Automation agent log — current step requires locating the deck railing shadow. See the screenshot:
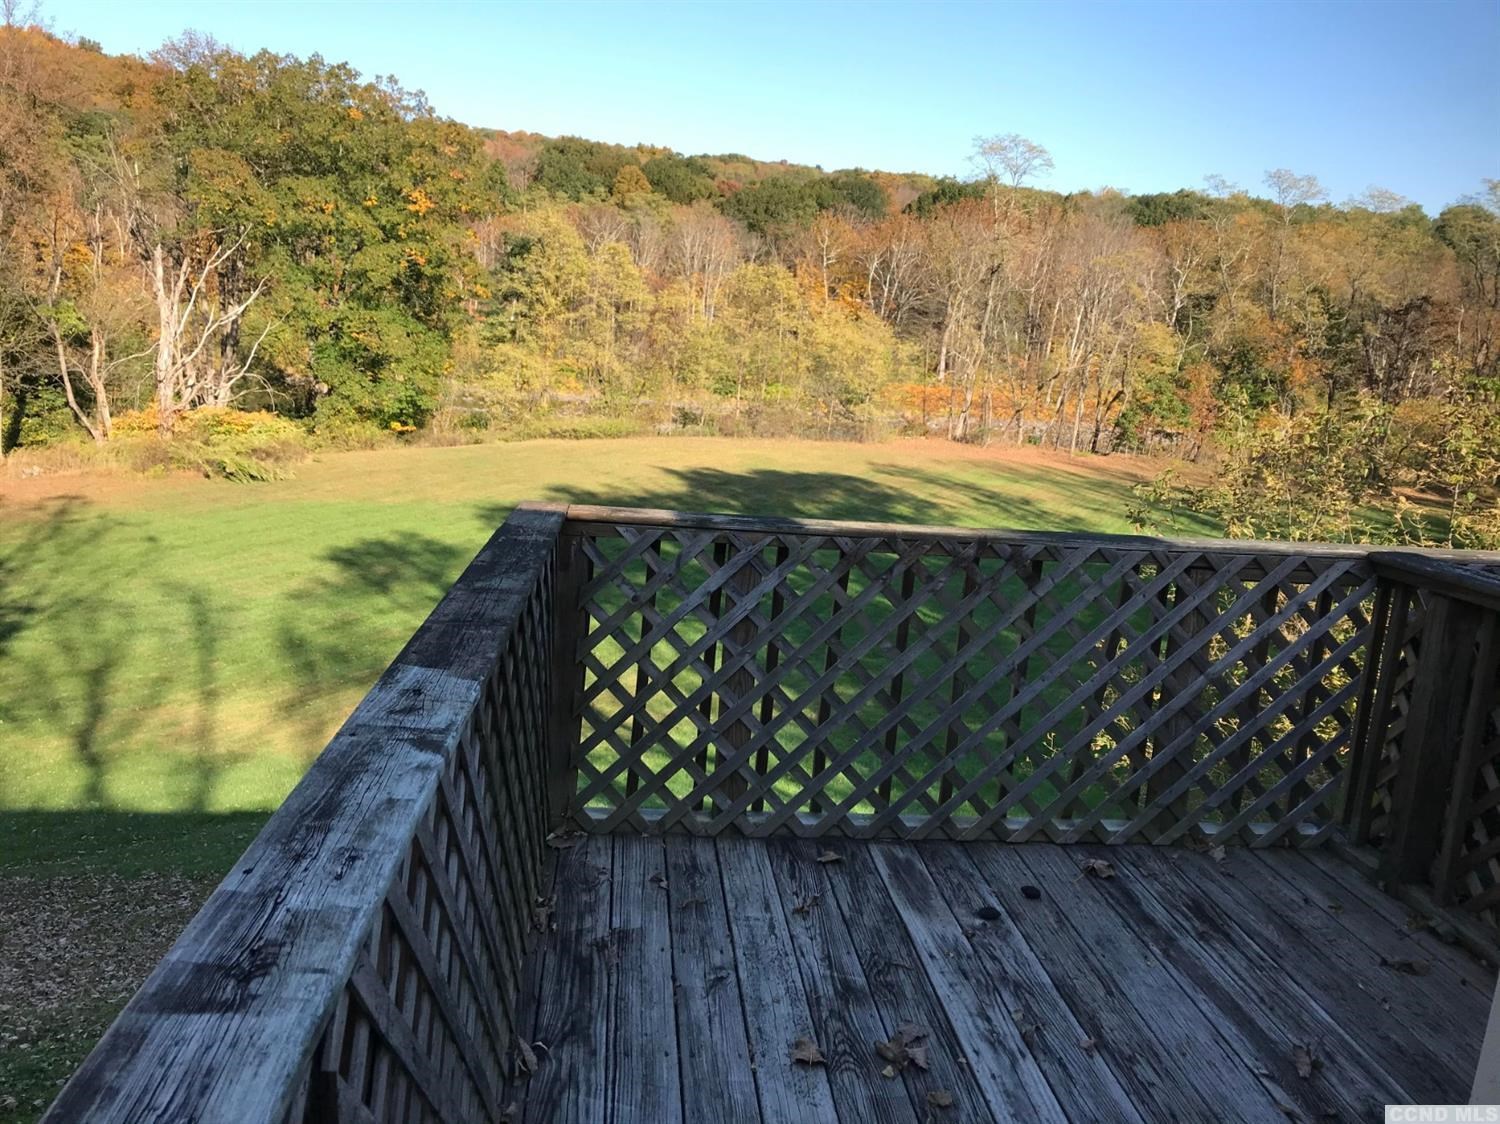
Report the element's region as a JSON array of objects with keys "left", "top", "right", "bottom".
[{"left": 42, "top": 503, "right": 1500, "bottom": 1122}]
